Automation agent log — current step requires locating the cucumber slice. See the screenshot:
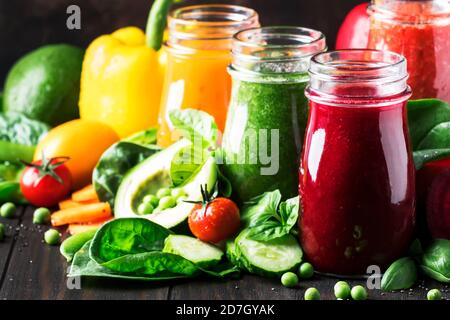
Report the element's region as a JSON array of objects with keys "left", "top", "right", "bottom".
[
  {"left": 163, "top": 235, "right": 223, "bottom": 268},
  {"left": 235, "top": 230, "right": 302, "bottom": 277}
]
